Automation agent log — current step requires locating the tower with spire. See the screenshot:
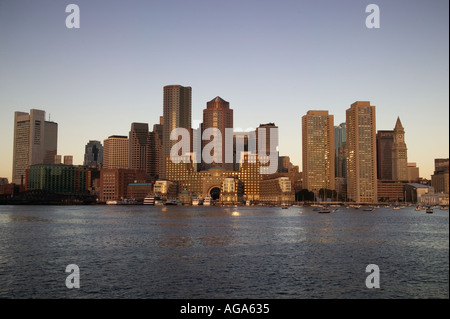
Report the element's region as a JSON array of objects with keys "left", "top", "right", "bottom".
[{"left": 392, "top": 117, "right": 408, "bottom": 181}]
